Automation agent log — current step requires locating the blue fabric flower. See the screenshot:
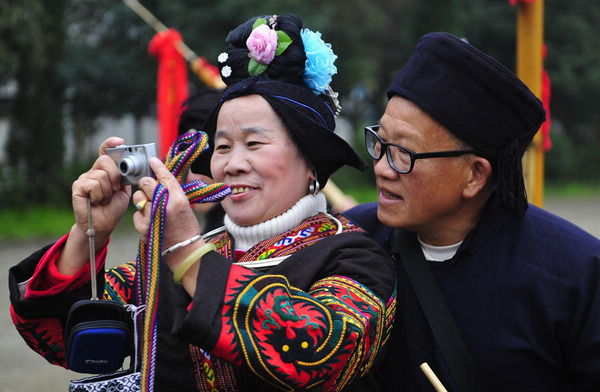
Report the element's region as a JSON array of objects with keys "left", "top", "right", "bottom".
[{"left": 301, "top": 29, "right": 338, "bottom": 95}]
